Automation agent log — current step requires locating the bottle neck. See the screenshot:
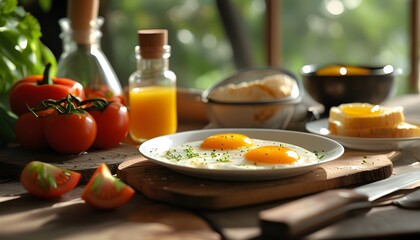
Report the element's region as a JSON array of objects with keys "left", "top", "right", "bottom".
[
  {"left": 135, "top": 45, "right": 171, "bottom": 73},
  {"left": 59, "top": 17, "right": 103, "bottom": 53}
]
